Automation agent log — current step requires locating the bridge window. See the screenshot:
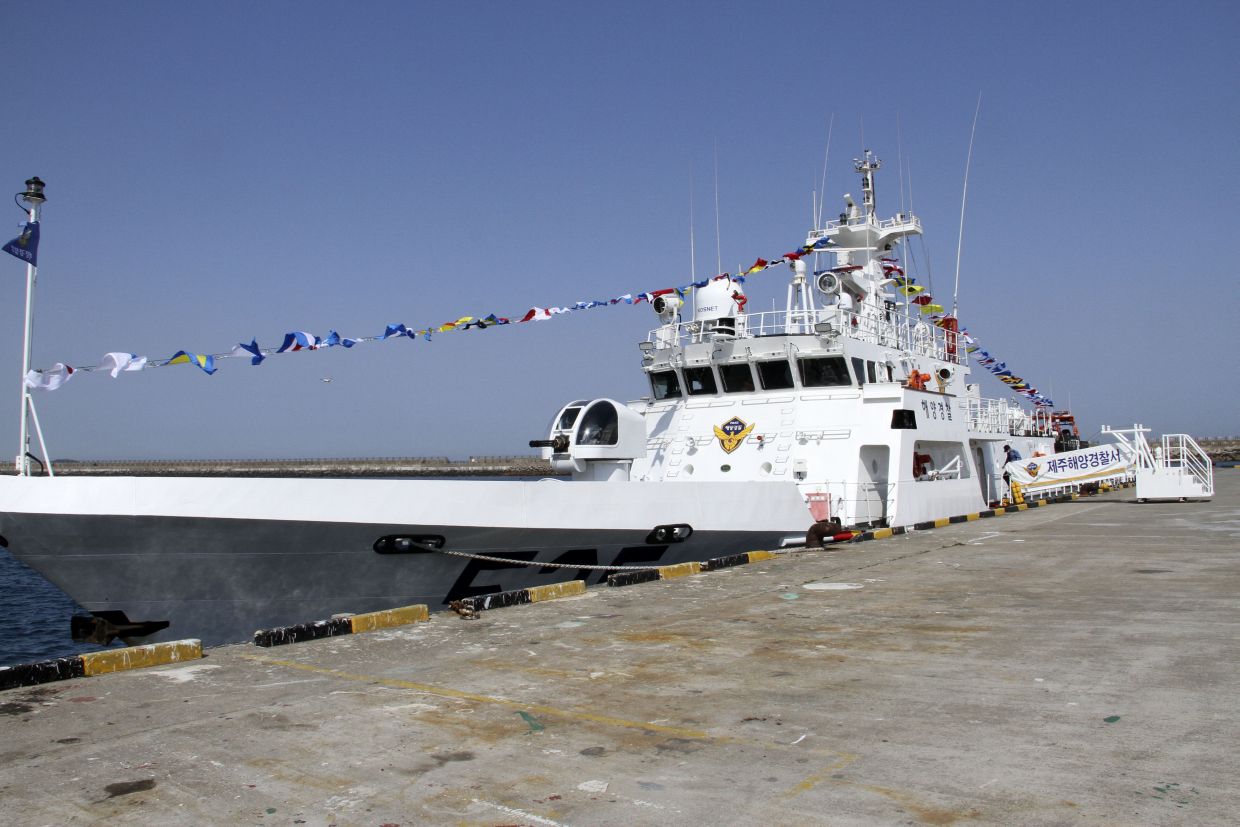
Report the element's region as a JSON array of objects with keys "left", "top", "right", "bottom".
[
  {"left": 719, "top": 363, "right": 755, "bottom": 393},
  {"left": 683, "top": 366, "right": 718, "bottom": 396},
  {"left": 757, "top": 359, "right": 795, "bottom": 390},
  {"left": 851, "top": 357, "right": 866, "bottom": 386},
  {"left": 798, "top": 356, "right": 851, "bottom": 387},
  {"left": 650, "top": 370, "right": 682, "bottom": 400}
]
